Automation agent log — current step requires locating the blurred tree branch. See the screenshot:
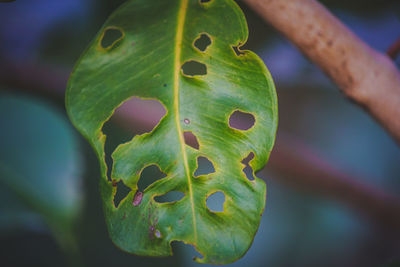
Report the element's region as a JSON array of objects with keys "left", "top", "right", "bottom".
[
  {"left": 387, "top": 37, "right": 400, "bottom": 60},
  {"left": 269, "top": 133, "right": 400, "bottom": 232},
  {"left": 243, "top": 0, "right": 400, "bottom": 145},
  {"left": 0, "top": 60, "right": 67, "bottom": 105},
  {"left": 1, "top": 61, "right": 399, "bottom": 232}
]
